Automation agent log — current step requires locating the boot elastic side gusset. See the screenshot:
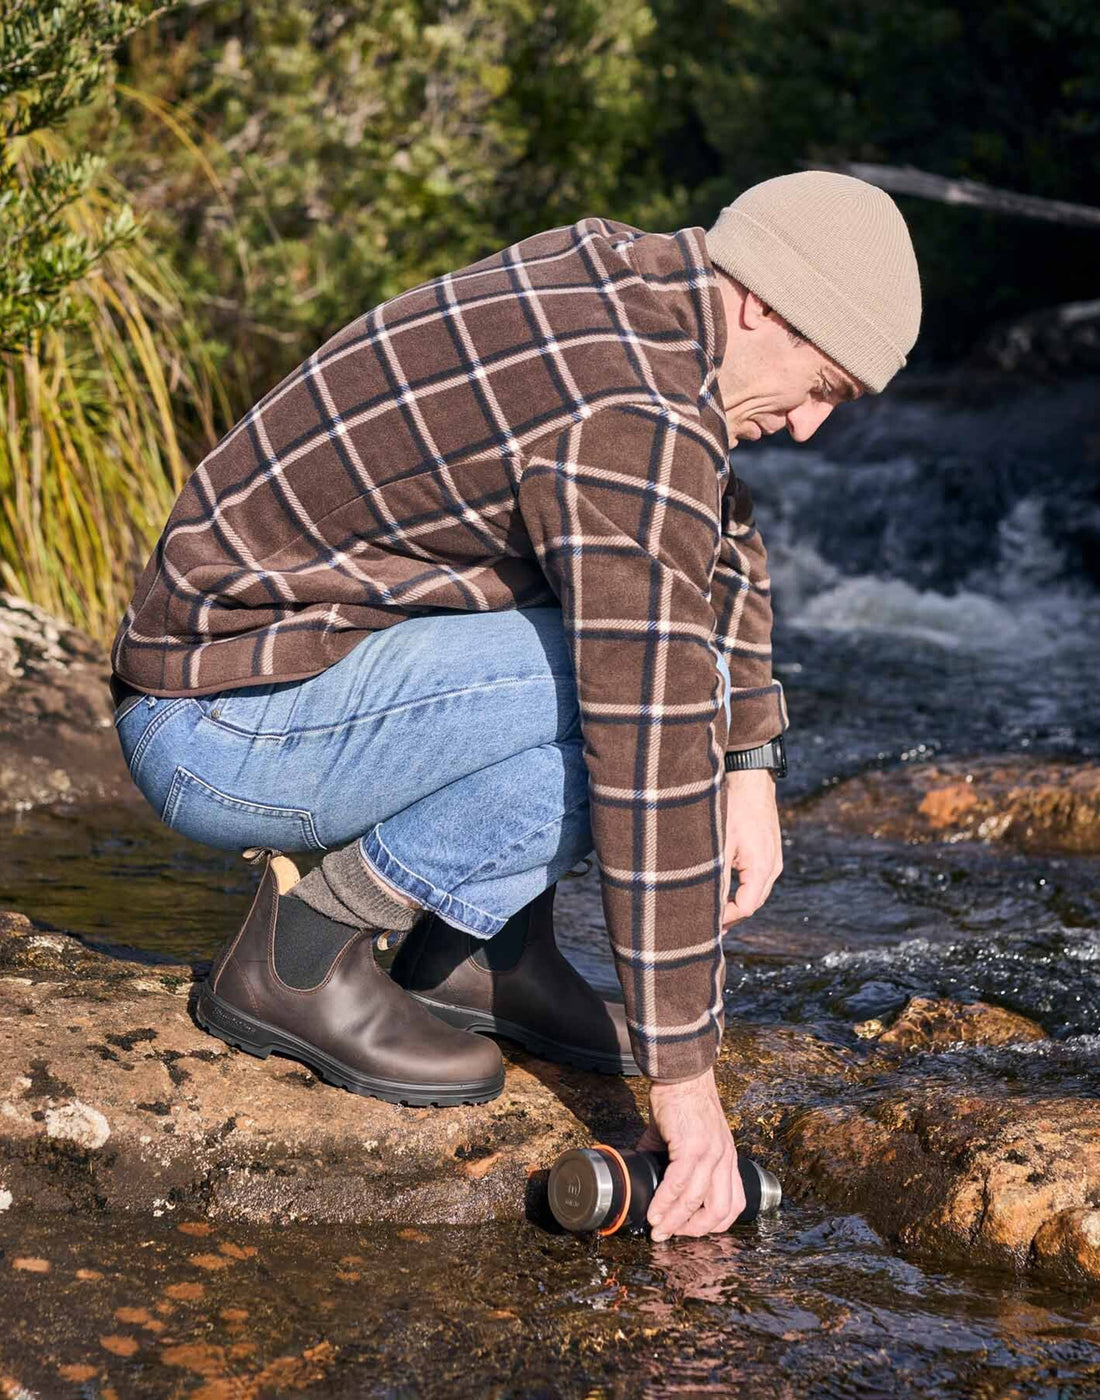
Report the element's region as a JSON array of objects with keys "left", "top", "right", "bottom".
[
  {"left": 195, "top": 850, "right": 506, "bottom": 1107},
  {"left": 272, "top": 896, "right": 360, "bottom": 989}
]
